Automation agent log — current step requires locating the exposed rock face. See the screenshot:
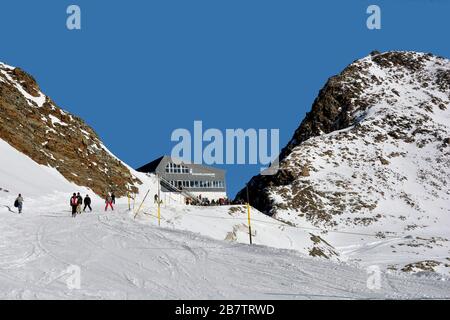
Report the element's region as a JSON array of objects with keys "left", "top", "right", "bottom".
[
  {"left": 237, "top": 51, "right": 450, "bottom": 221},
  {"left": 236, "top": 51, "right": 450, "bottom": 273},
  {"left": 0, "top": 62, "right": 140, "bottom": 197}
]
